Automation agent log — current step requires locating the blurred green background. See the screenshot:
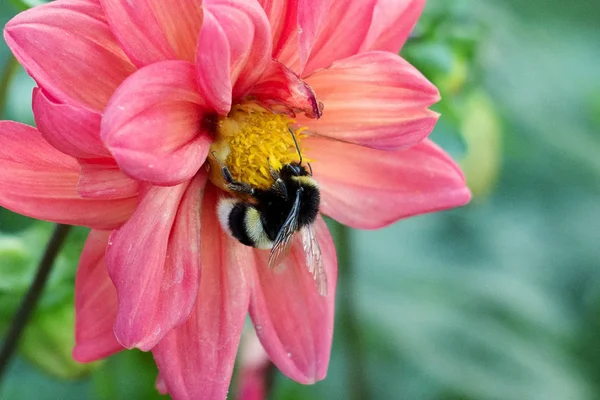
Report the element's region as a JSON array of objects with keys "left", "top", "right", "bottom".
[{"left": 1, "top": 0, "right": 600, "bottom": 399}]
